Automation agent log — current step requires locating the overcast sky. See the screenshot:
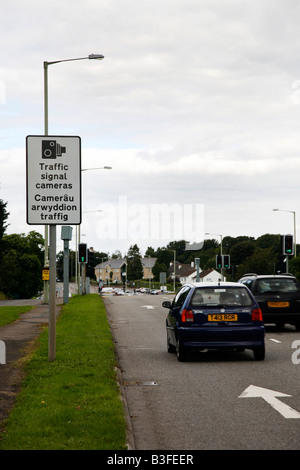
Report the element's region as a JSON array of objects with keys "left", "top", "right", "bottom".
[{"left": 1, "top": 0, "right": 300, "bottom": 256}]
